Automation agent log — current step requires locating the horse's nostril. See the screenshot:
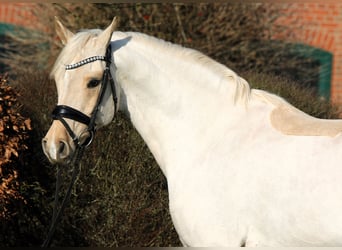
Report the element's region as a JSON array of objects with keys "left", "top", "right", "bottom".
[
  {"left": 59, "top": 141, "right": 66, "bottom": 154},
  {"left": 42, "top": 138, "right": 48, "bottom": 152}
]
